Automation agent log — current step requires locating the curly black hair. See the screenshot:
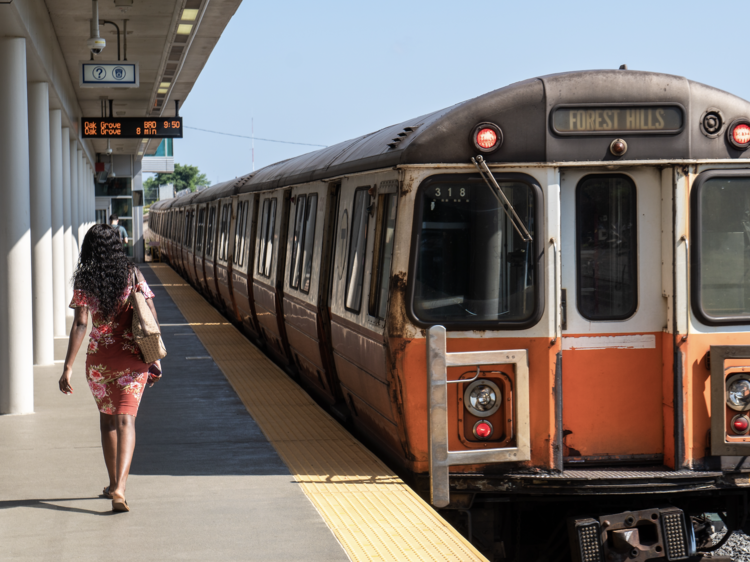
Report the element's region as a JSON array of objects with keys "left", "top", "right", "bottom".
[{"left": 73, "top": 223, "right": 131, "bottom": 320}]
